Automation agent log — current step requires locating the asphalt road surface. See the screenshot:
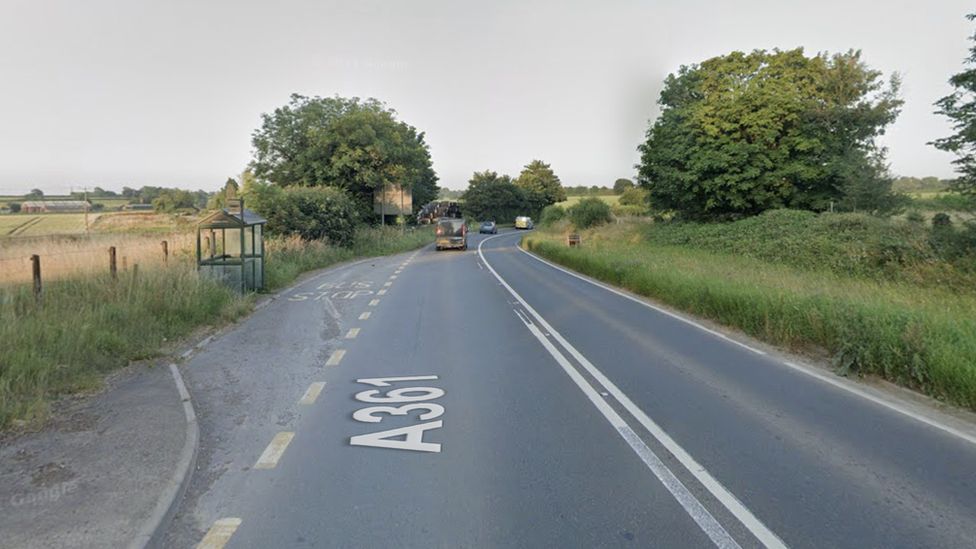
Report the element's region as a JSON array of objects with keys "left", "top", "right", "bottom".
[{"left": 166, "top": 229, "right": 976, "bottom": 549}]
